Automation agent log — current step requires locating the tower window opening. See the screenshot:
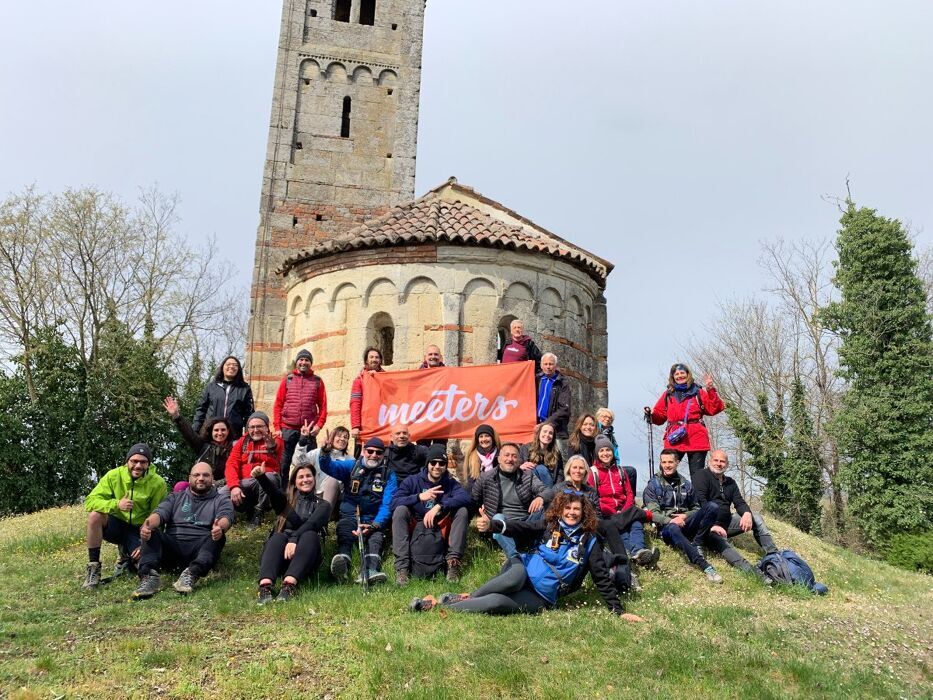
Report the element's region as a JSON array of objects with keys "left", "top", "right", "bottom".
[
  {"left": 340, "top": 96, "right": 351, "bottom": 138},
  {"left": 309, "top": 9, "right": 317, "bottom": 17},
  {"left": 391, "top": 23, "right": 398, "bottom": 30},
  {"left": 368, "top": 312, "right": 395, "bottom": 367},
  {"left": 315, "top": 214, "right": 323, "bottom": 222},
  {"left": 387, "top": 88, "right": 393, "bottom": 95},
  {"left": 333, "top": 0, "right": 350, "bottom": 22},
  {"left": 295, "top": 141, "right": 303, "bottom": 150},
  {"left": 359, "top": 0, "right": 376, "bottom": 26},
  {"left": 292, "top": 216, "right": 298, "bottom": 227}
]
